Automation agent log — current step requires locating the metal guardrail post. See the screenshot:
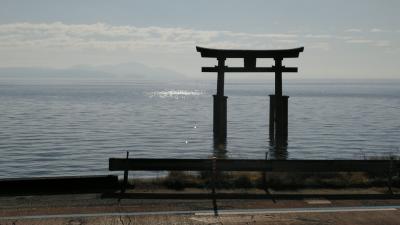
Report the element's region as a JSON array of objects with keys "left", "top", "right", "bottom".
[
  {"left": 261, "top": 154, "right": 275, "bottom": 202},
  {"left": 211, "top": 157, "right": 218, "bottom": 216},
  {"left": 388, "top": 157, "right": 393, "bottom": 194},
  {"left": 122, "top": 151, "right": 129, "bottom": 194}
]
